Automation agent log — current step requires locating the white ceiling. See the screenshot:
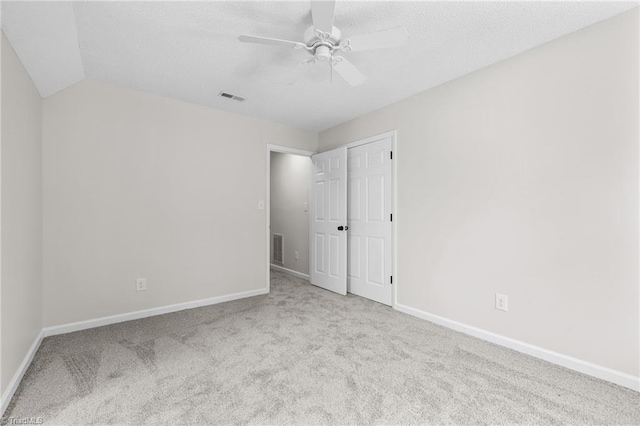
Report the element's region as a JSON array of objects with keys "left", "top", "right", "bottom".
[{"left": 2, "top": 1, "right": 637, "bottom": 131}]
